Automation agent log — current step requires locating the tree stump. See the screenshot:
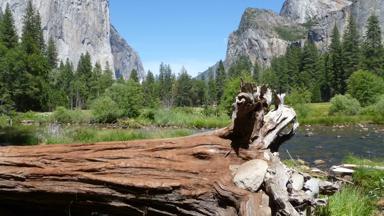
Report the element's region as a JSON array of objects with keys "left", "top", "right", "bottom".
[{"left": 0, "top": 82, "right": 339, "bottom": 216}]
